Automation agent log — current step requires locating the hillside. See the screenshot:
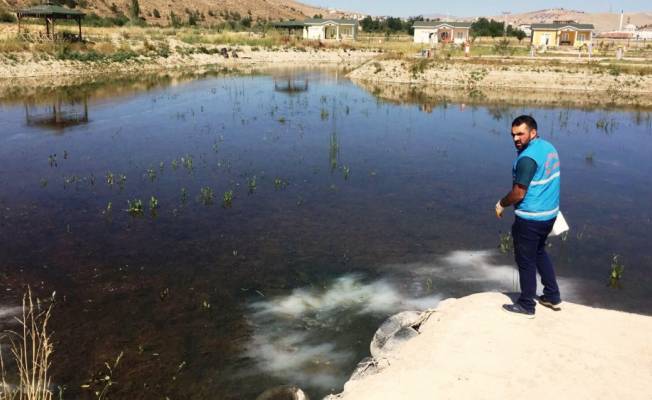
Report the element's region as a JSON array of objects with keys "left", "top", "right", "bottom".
[
  {"left": 423, "top": 9, "right": 652, "bottom": 33},
  {"left": 0, "top": 0, "right": 348, "bottom": 26},
  {"left": 492, "top": 8, "right": 652, "bottom": 32}
]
